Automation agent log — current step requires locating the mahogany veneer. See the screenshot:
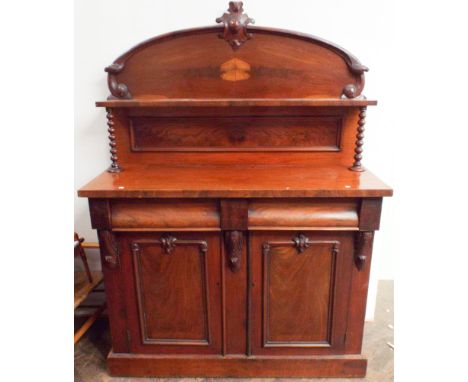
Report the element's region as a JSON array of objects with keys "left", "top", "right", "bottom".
[{"left": 78, "top": 2, "right": 392, "bottom": 378}]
